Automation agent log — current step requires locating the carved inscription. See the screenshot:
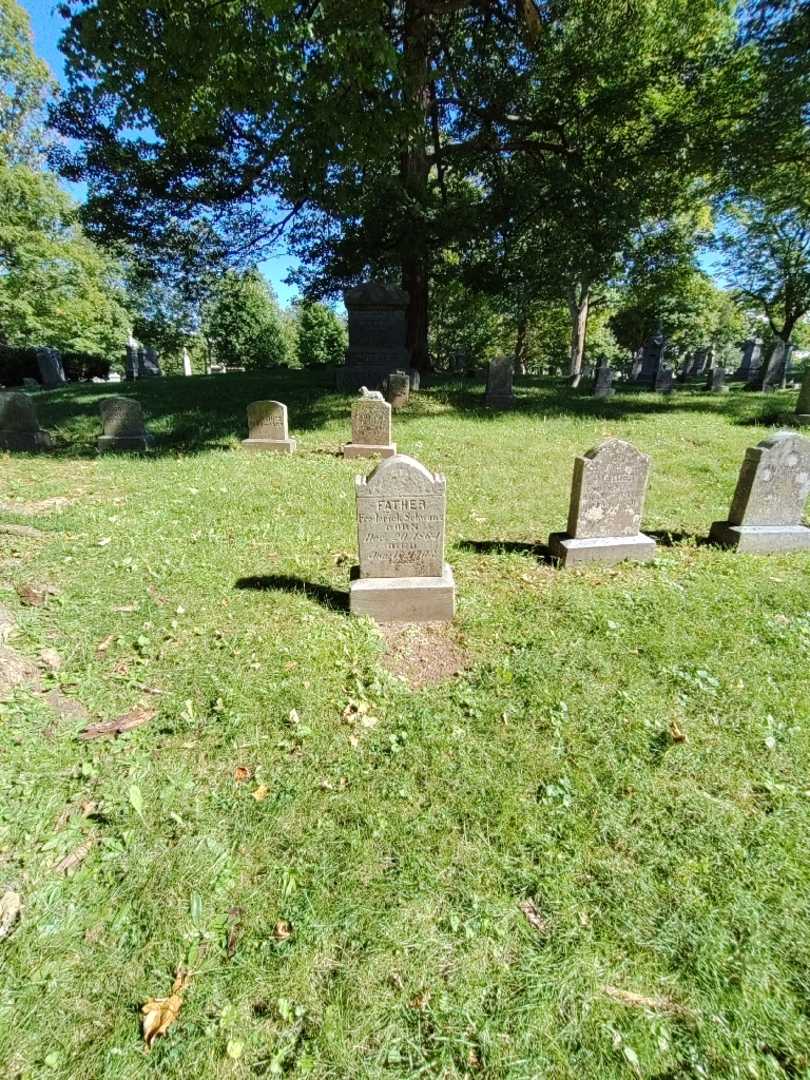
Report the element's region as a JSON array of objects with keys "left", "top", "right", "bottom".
[
  {"left": 352, "top": 399, "right": 392, "bottom": 445},
  {"left": 246, "top": 401, "right": 289, "bottom": 441},
  {"left": 568, "top": 439, "right": 650, "bottom": 539},
  {"left": 728, "top": 432, "right": 810, "bottom": 526}
]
